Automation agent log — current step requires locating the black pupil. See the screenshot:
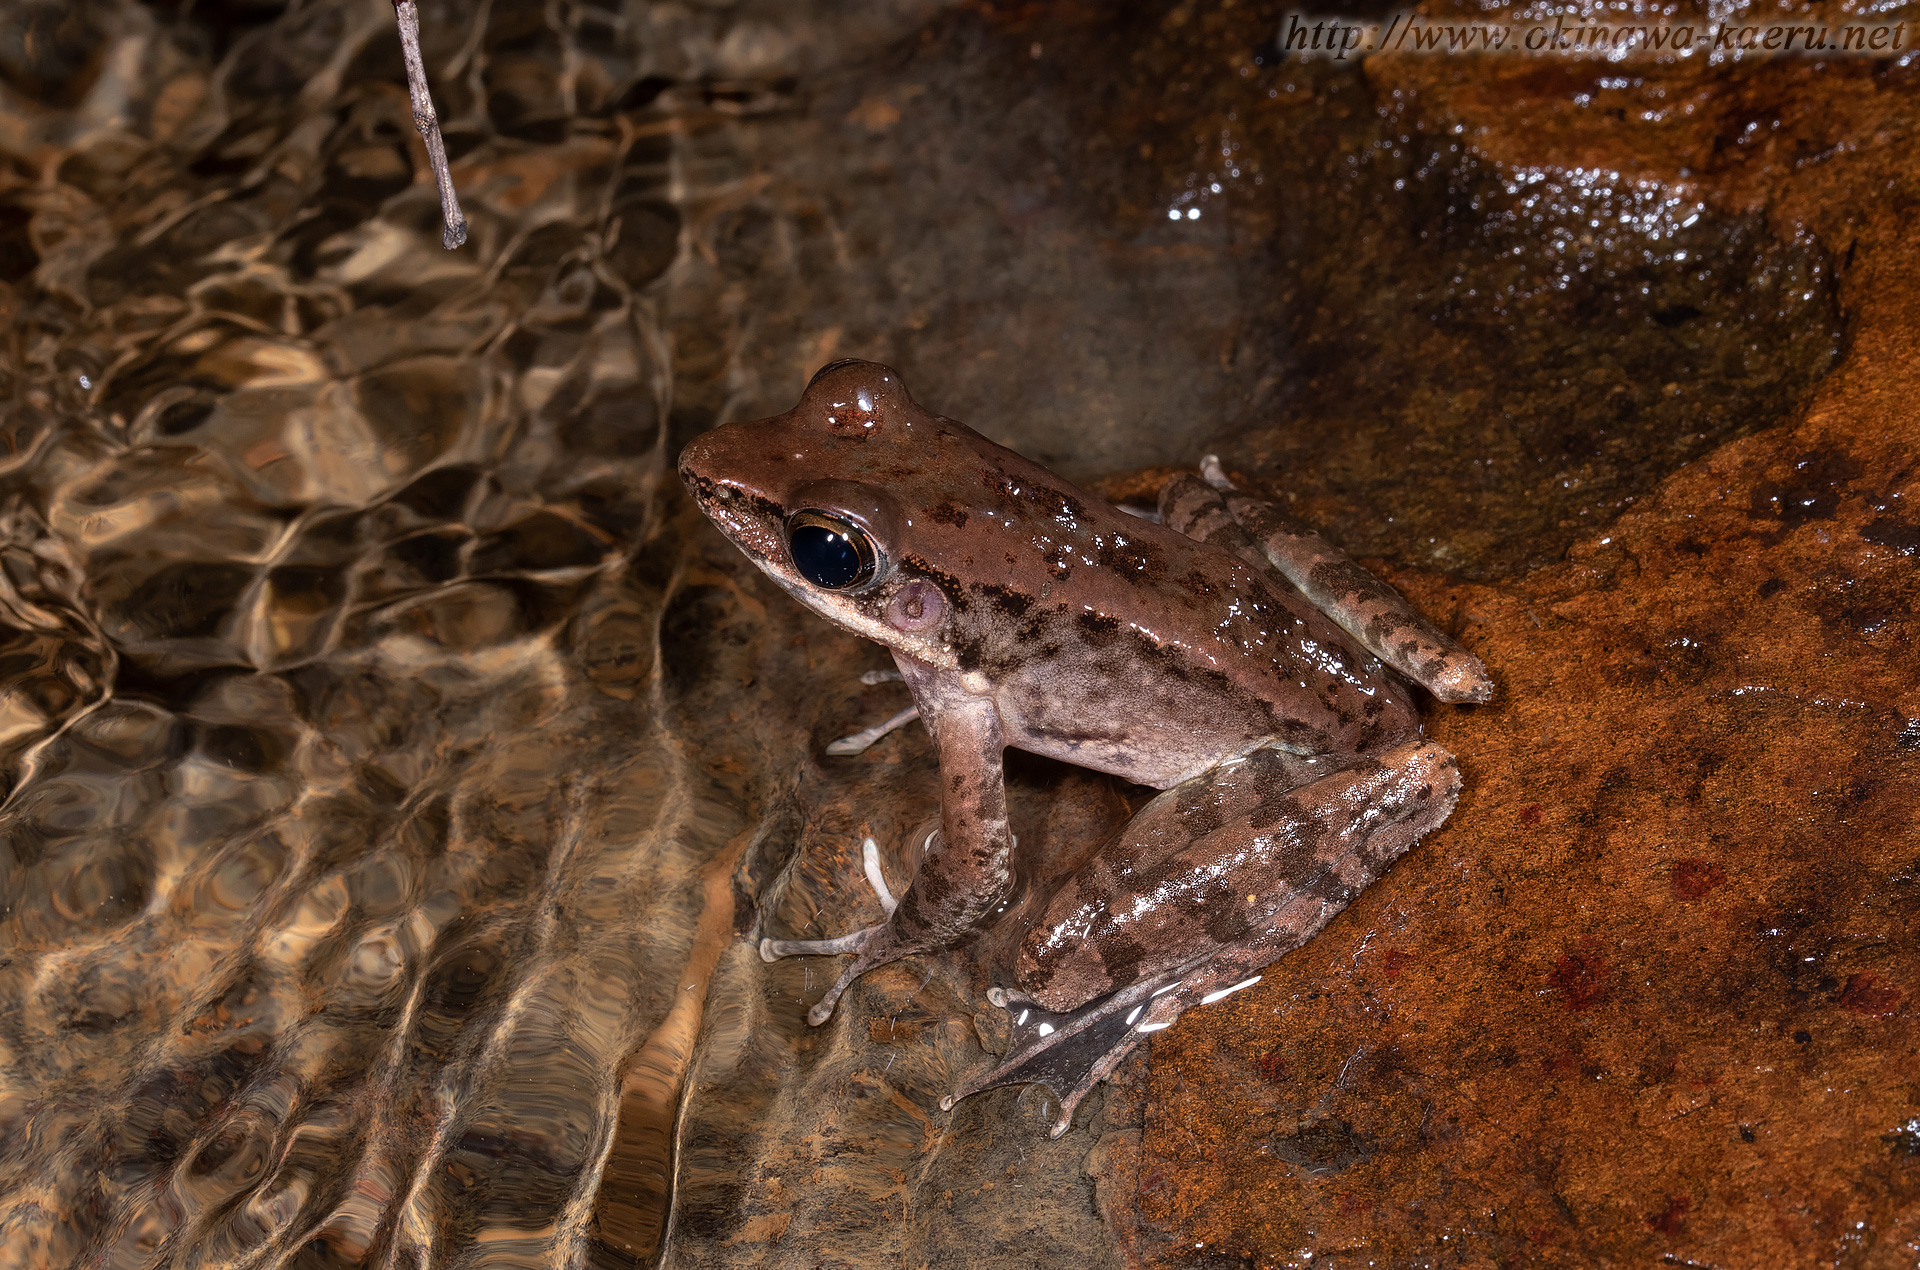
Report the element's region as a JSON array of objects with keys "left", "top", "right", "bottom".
[{"left": 790, "top": 523, "right": 866, "bottom": 588}]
